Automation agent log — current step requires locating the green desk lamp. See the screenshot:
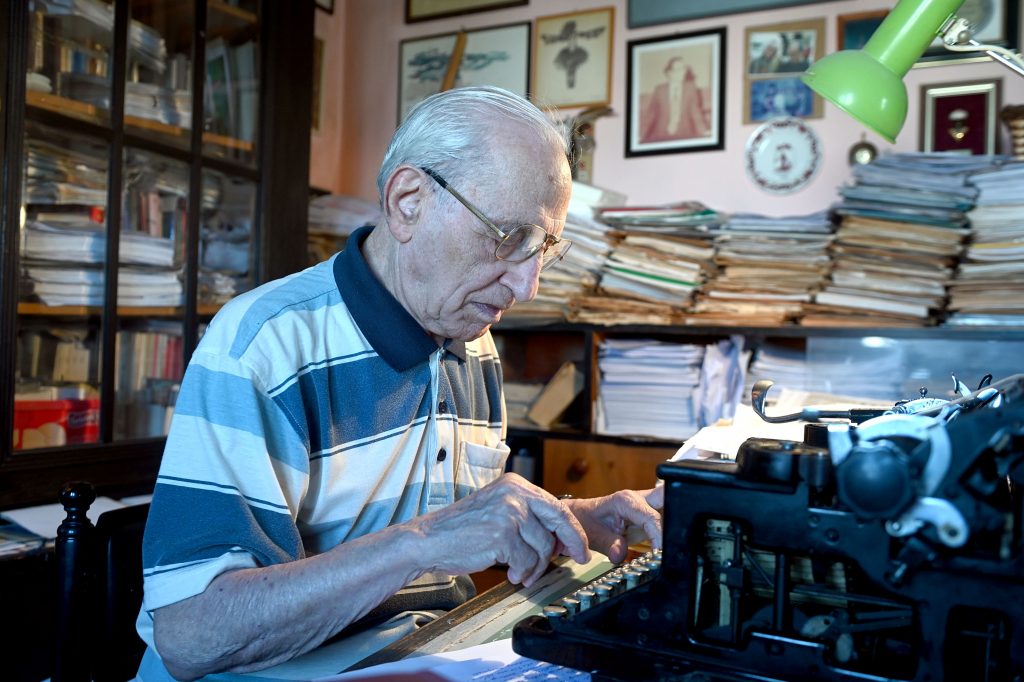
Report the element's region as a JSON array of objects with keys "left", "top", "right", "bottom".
[{"left": 802, "top": 0, "right": 1024, "bottom": 142}]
